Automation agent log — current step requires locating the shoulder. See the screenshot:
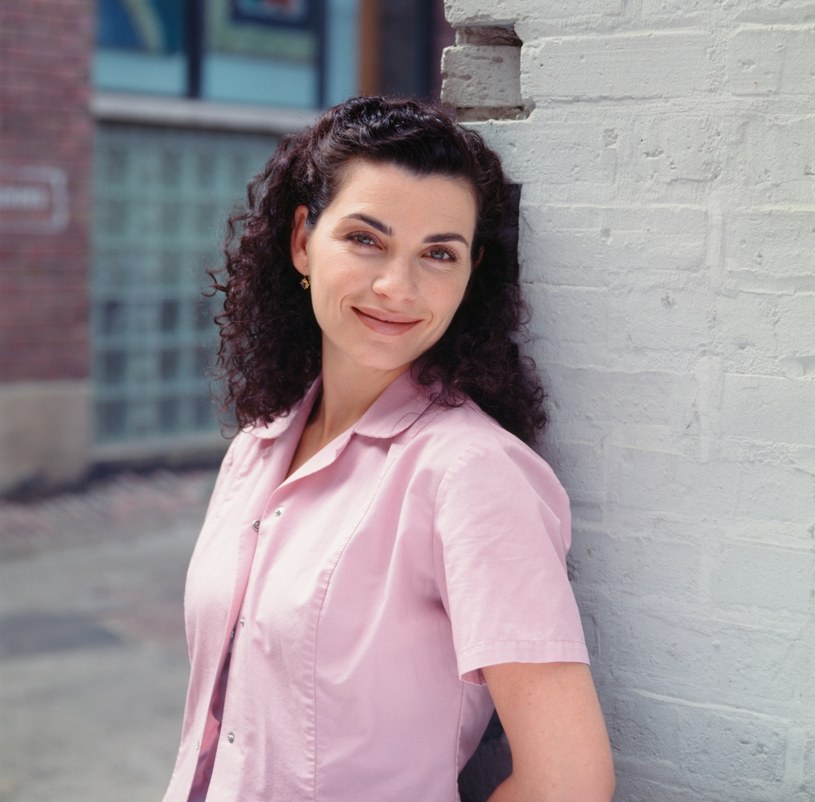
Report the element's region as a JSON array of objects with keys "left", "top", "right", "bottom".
[
  {"left": 207, "top": 428, "right": 266, "bottom": 502},
  {"left": 405, "top": 398, "right": 569, "bottom": 512},
  {"left": 424, "top": 402, "right": 575, "bottom": 592}
]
